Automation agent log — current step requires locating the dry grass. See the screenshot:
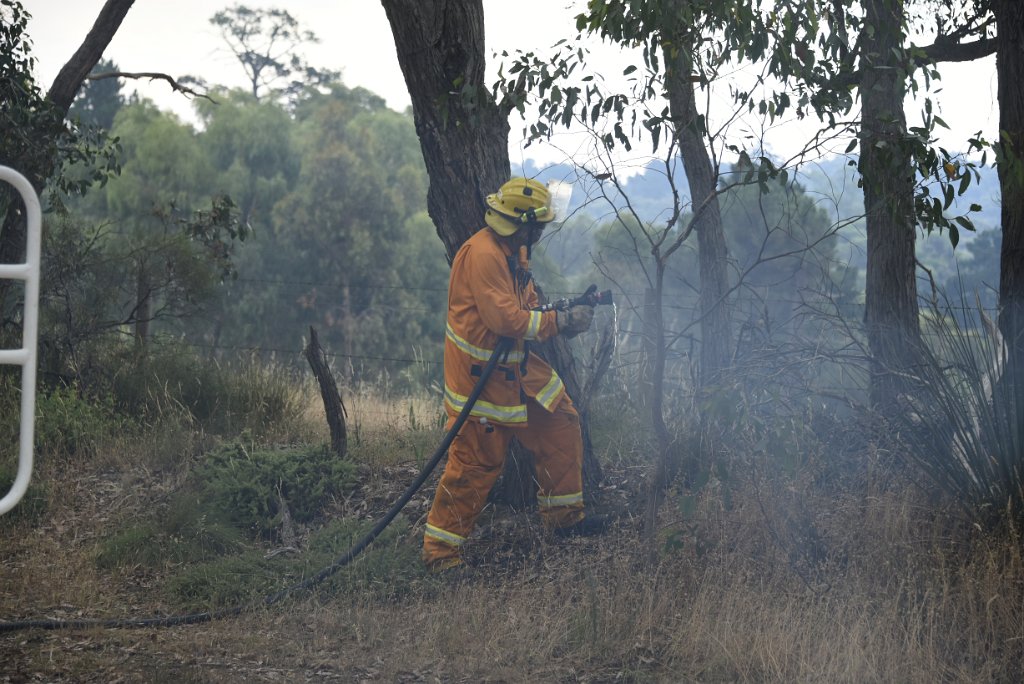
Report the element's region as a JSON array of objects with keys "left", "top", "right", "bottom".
[{"left": 2, "top": 400, "right": 1023, "bottom": 683}]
